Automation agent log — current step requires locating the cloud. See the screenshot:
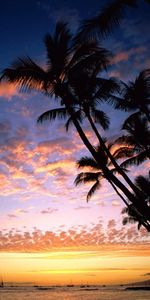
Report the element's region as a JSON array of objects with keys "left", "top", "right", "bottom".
[
  {"left": 112, "top": 46, "right": 146, "bottom": 64},
  {"left": 15, "top": 209, "right": 29, "bottom": 215},
  {"left": 109, "top": 45, "right": 149, "bottom": 81},
  {"left": 0, "top": 83, "right": 19, "bottom": 100},
  {"left": 111, "top": 200, "right": 121, "bottom": 207},
  {"left": 74, "top": 206, "right": 91, "bottom": 210},
  {"left": 7, "top": 214, "right": 18, "bottom": 219},
  {"left": 0, "top": 121, "right": 80, "bottom": 199},
  {"left": 41, "top": 208, "right": 58, "bottom": 214},
  {"left": 0, "top": 219, "right": 149, "bottom": 252}
]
